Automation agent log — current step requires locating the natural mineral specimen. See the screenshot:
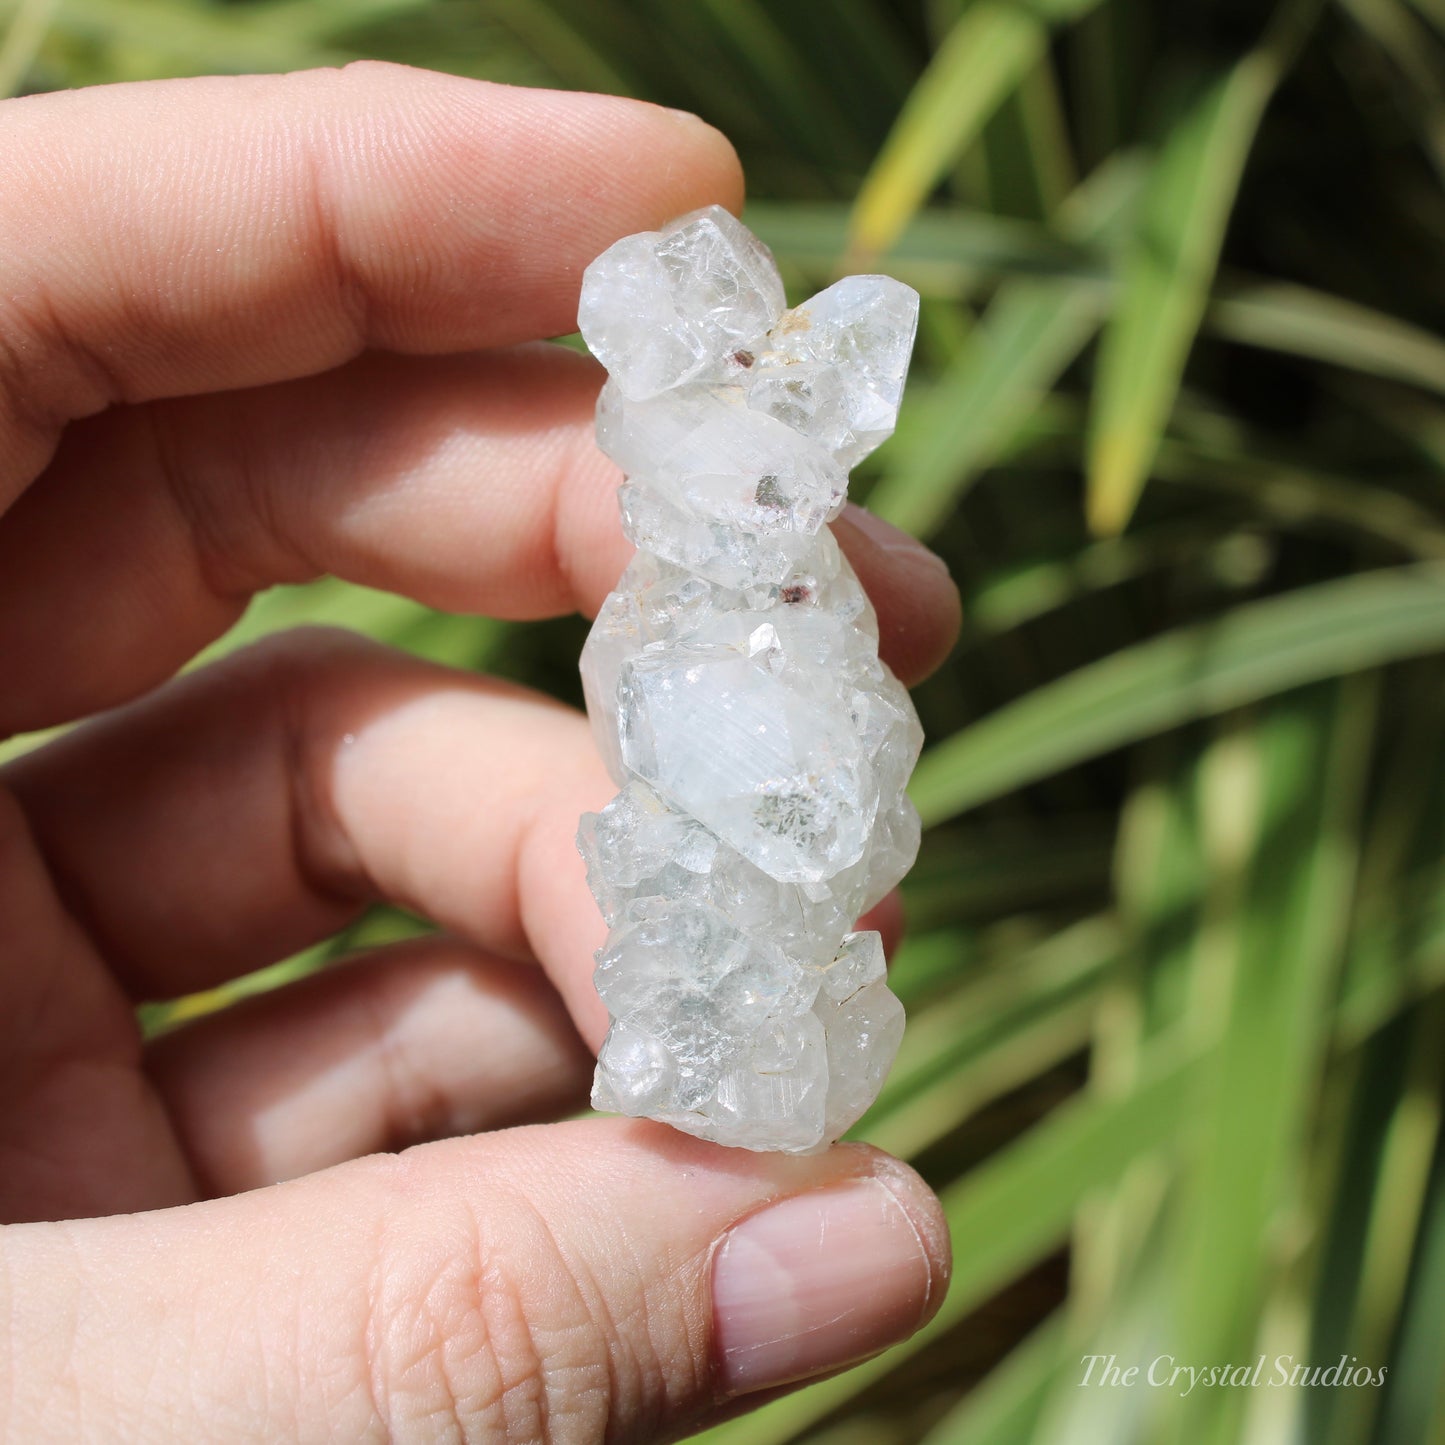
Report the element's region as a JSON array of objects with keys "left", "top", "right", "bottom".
[{"left": 576, "top": 205, "right": 923, "bottom": 1153}]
